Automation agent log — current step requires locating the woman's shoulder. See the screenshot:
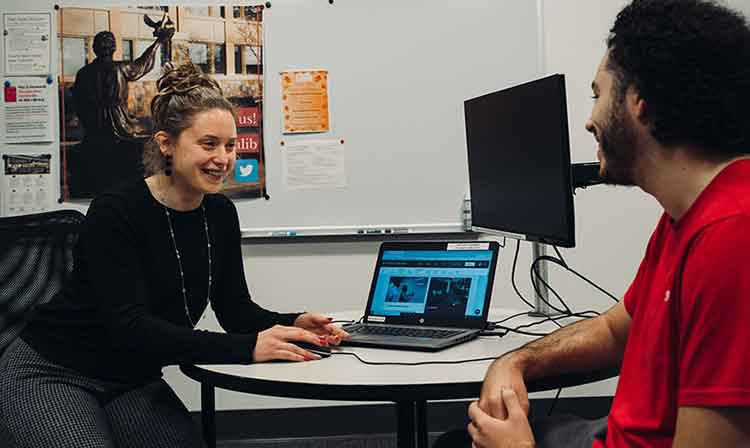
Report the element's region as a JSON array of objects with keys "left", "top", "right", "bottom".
[
  {"left": 86, "top": 179, "right": 156, "bottom": 234},
  {"left": 205, "top": 193, "right": 236, "bottom": 212},
  {"left": 89, "top": 179, "right": 148, "bottom": 214},
  {"left": 204, "top": 193, "right": 240, "bottom": 224}
]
